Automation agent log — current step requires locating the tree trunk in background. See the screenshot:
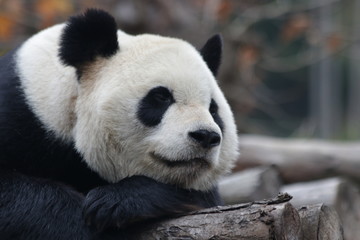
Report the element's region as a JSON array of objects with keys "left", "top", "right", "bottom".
[
  {"left": 309, "top": 2, "right": 341, "bottom": 139},
  {"left": 346, "top": 0, "right": 360, "bottom": 138}
]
